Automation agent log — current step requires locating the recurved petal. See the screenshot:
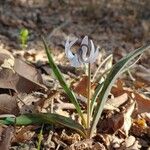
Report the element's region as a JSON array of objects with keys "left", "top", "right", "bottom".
[
  {"left": 65, "top": 37, "right": 78, "bottom": 59},
  {"left": 70, "top": 54, "right": 82, "bottom": 67},
  {"left": 79, "top": 36, "right": 89, "bottom": 62},
  {"left": 81, "top": 36, "right": 88, "bottom": 46},
  {"left": 90, "top": 46, "right": 99, "bottom": 63},
  {"left": 65, "top": 47, "right": 74, "bottom": 60},
  {"left": 88, "top": 40, "right": 95, "bottom": 62},
  {"left": 79, "top": 47, "right": 88, "bottom": 62}
]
